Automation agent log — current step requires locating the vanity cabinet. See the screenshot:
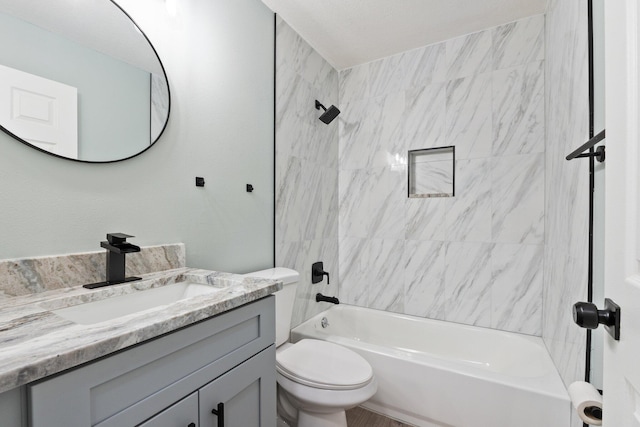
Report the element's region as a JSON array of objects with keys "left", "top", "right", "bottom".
[
  {"left": 139, "top": 392, "right": 198, "bottom": 427},
  {"left": 28, "top": 296, "right": 276, "bottom": 427},
  {"left": 140, "top": 345, "right": 273, "bottom": 427}
]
